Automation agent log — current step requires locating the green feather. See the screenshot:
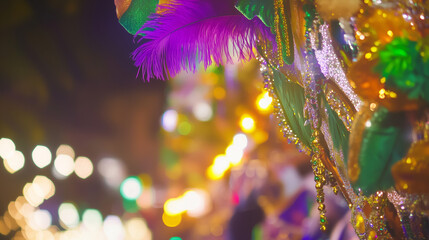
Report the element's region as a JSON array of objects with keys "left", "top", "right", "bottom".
[
  {"left": 323, "top": 97, "right": 349, "bottom": 158},
  {"left": 235, "top": 0, "right": 294, "bottom": 64},
  {"left": 119, "top": 0, "right": 158, "bottom": 35},
  {"left": 271, "top": 68, "right": 312, "bottom": 148},
  {"left": 353, "top": 107, "right": 412, "bottom": 196},
  {"left": 235, "top": 0, "right": 274, "bottom": 28}
]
